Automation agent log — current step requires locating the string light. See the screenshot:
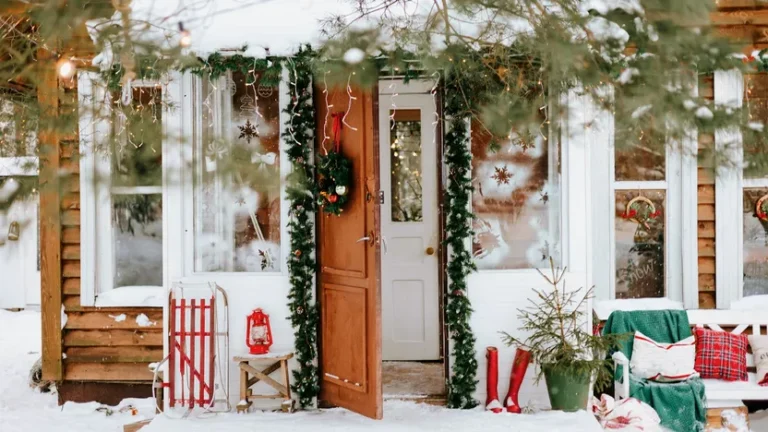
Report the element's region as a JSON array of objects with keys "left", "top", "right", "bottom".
[
  {"left": 178, "top": 22, "right": 192, "bottom": 48},
  {"left": 57, "top": 58, "right": 76, "bottom": 79},
  {"left": 342, "top": 73, "right": 358, "bottom": 131}
]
